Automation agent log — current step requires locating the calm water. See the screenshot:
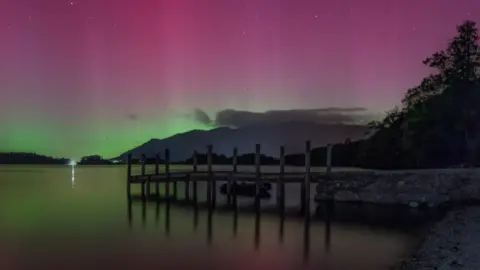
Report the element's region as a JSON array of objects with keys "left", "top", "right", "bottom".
[{"left": 0, "top": 165, "right": 435, "bottom": 270}]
